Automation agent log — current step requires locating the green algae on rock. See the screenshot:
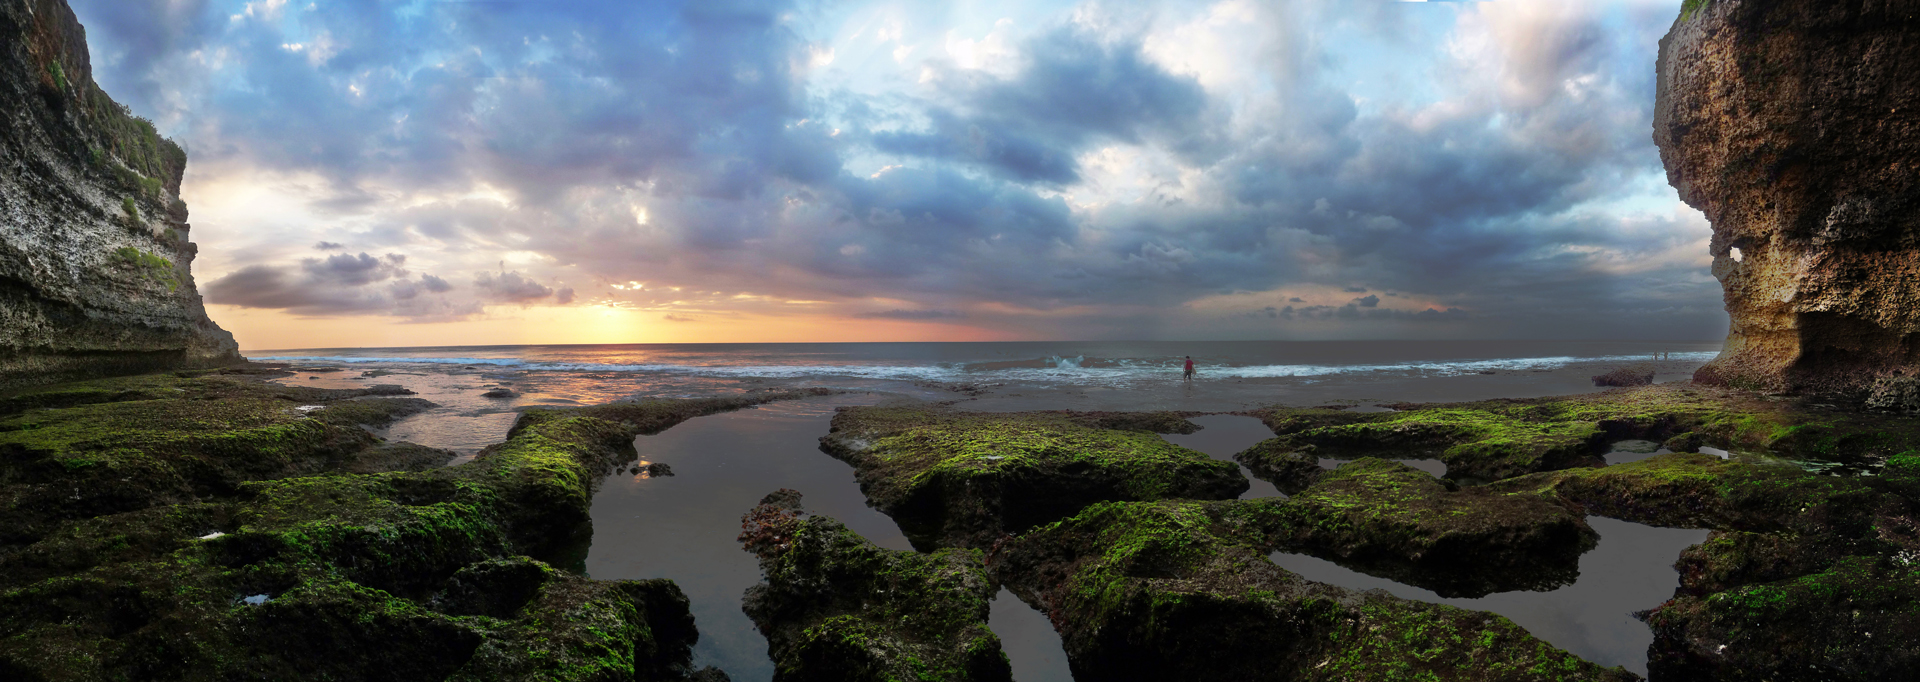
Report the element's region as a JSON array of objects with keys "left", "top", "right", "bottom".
[
  {"left": 987, "top": 499, "right": 1637, "bottom": 681},
  {"left": 1494, "top": 450, "right": 1920, "bottom": 679},
  {"left": 0, "top": 371, "right": 819, "bottom": 679},
  {"left": 738, "top": 490, "right": 1011, "bottom": 682},
  {"left": 820, "top": 405, "right": 1247, "bottom": 550},
  {"left": 1268, "top": 458, "right": 1596, "bottom": 598},
  {"left": 1244, "top": 384, "right": 1920, "bottom": 485}
]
